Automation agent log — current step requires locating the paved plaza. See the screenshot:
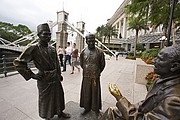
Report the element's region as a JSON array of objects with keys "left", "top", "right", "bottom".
[{"left": 0, "top": 57, "right": 147, "bottom": 120}]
